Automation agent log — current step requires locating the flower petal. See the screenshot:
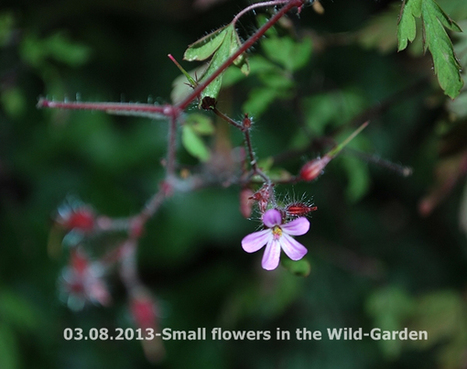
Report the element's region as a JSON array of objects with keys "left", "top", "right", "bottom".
[
  {"left": 262, "top": 209, "right": 282, "bottom": 228},
  {"left": 280, "top": 234, "right": 308, "bottom": 261},
  {"left": 262, "top": 238, "right": 281, "bottom": 270},
  {"left": 242, "top": 229, "right": 271, "bottom": 253},
  {"left": 281, "top": 217, "right": 310, "bottom": 236}
]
